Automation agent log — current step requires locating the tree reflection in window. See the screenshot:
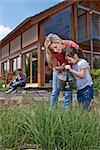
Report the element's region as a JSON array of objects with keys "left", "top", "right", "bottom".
[
  {"left": 92, "top": 14, "right": 100, "bottom": 38},
  {"left": 44, "top": 7, "right": 72, "bottom": 40}
]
